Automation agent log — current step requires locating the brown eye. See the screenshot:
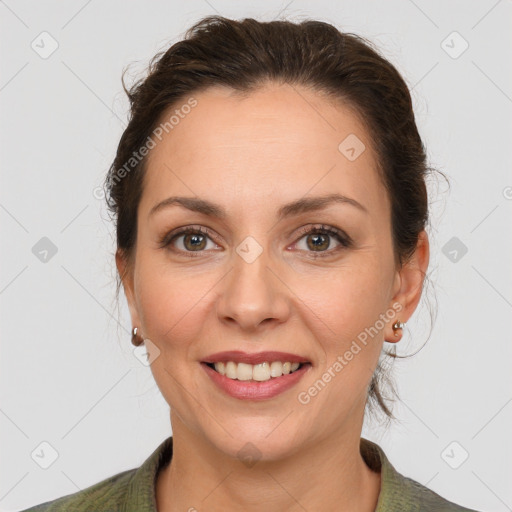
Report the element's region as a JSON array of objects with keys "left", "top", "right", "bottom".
[
  {"left": 181, "top": 231, "right": 208, "bottom": 251},
  {"left": 305, "top": 232, "right": 330, "bottom": 251},
  {"left": 159, "top": 226, "right": 219, "bottom": 256},
  {"left": 294, "top": 225, "right": 352, "bottom": 256}
]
